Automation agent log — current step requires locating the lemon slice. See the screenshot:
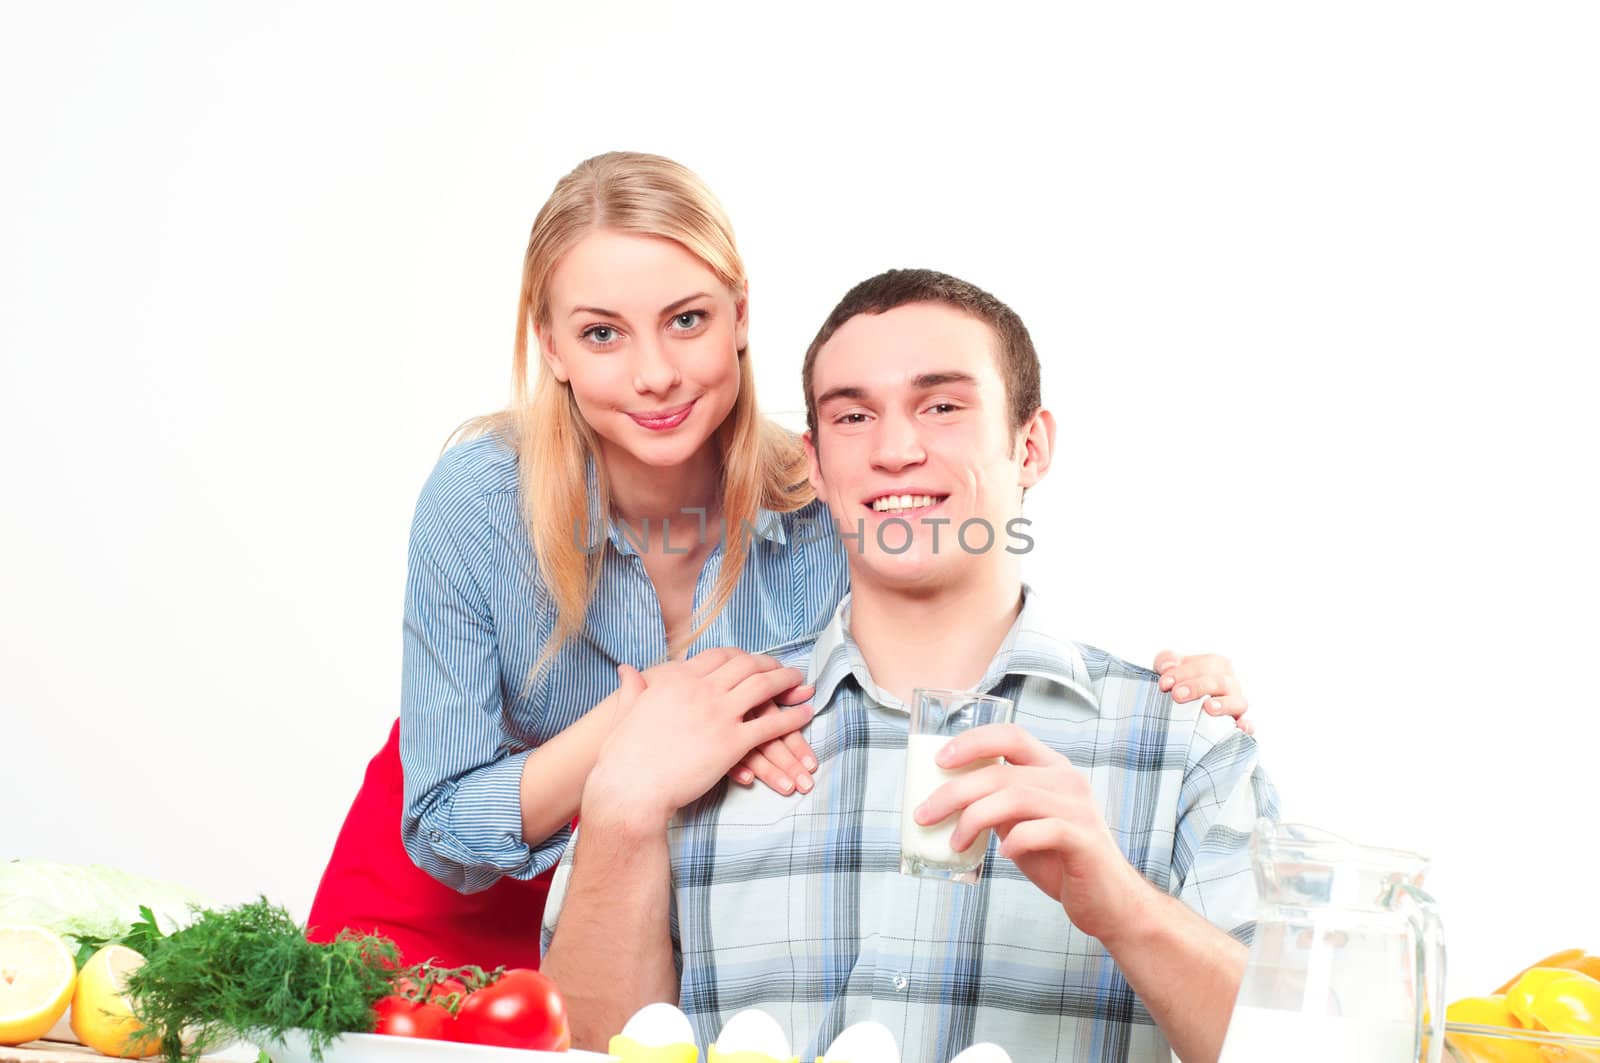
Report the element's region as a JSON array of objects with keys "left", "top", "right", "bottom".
[
  {"left": 72, "top": 944, "right": 161, "bottom": 1058},
  {"left": 0, "top": 924, "right": 78, "bottom": 1047}
]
